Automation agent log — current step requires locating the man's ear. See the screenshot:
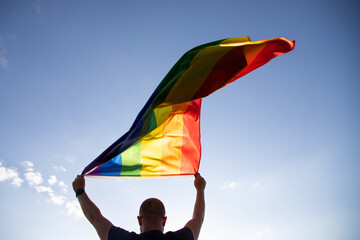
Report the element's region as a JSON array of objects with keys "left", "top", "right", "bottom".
[
  {"left": 137, "top": 216, "right": 142, "bottom": 226},
  {"left": 162, "top": 216, "right": 167, "bottom": 226}
]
